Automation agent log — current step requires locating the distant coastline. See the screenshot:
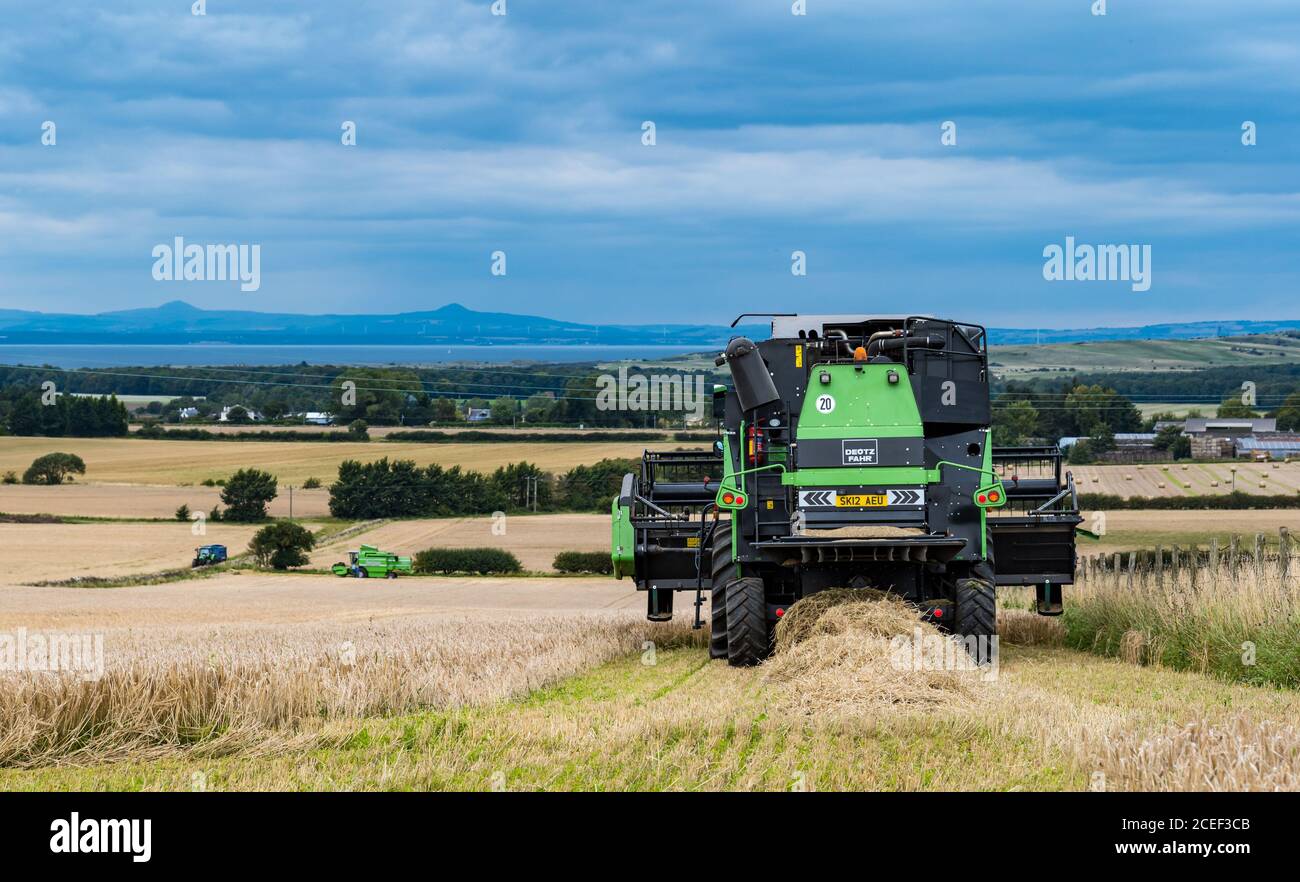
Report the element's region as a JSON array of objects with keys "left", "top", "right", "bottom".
[{"left": 0, "top": 343, "right": 708, "bottom": 370}]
